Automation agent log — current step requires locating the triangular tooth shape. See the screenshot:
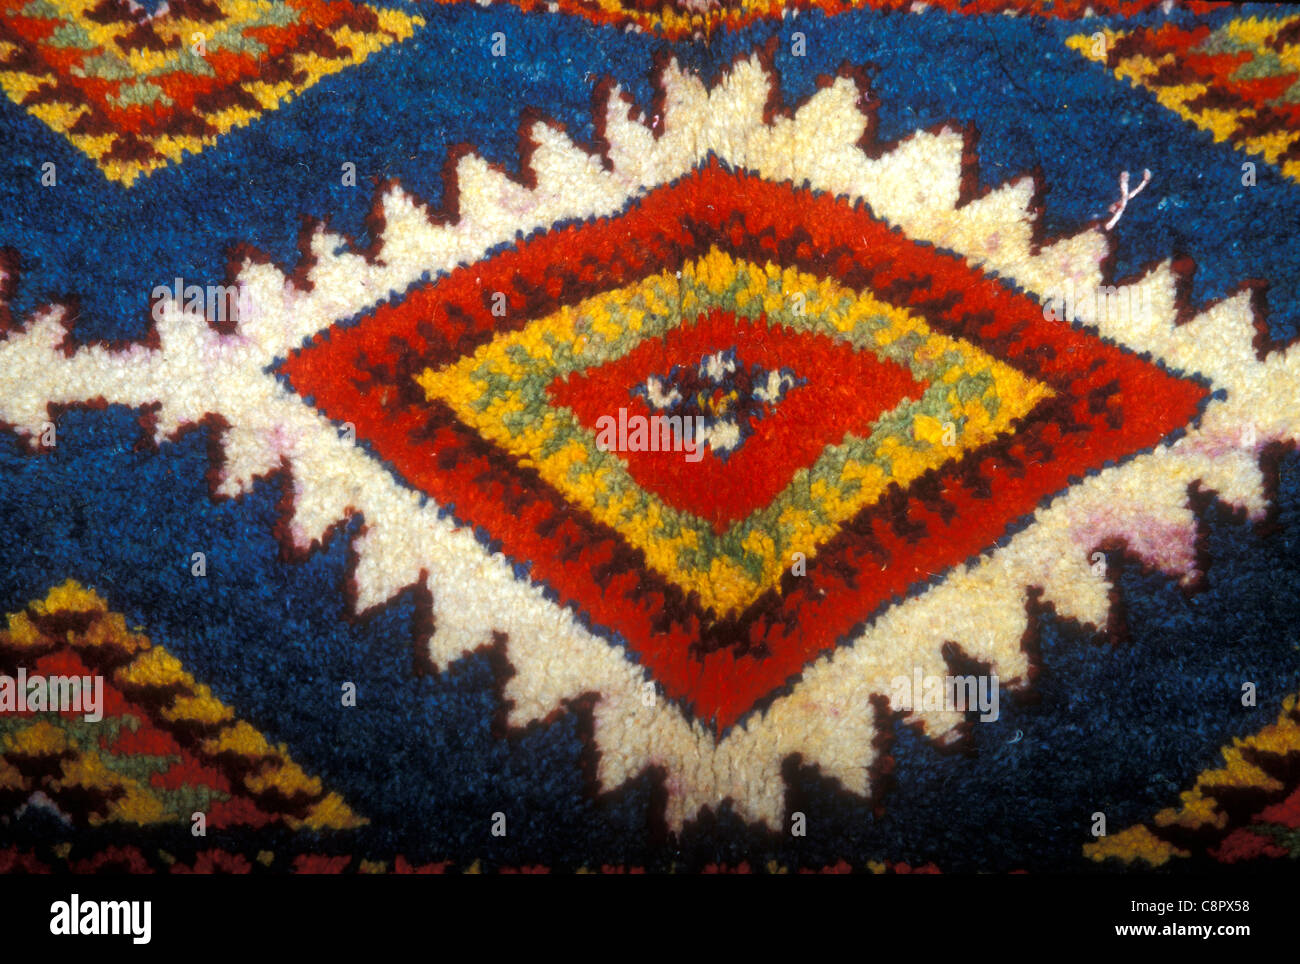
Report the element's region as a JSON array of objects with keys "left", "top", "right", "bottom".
[
  {"left": 975, "top": 176, "right": 1037, "bottom": 224},
  {"left": 1179, "top": 446, "right": 1270, "bottom": 518},
  {"left": 864, "top": 129, "right": 967, "bottom": 228},
  {"left": 350, "top": 521, "right": 430, "bottom": 617},
  {"left": 455, "top": 151, "right": 532, "bottom": 218},
  {"left": 710, "top": 60, "right": 775, "bottom": 160},
  {"left": 805, "top": 593, "right": 979, "bottom": 743},
  {"left": 602, "top": 89, "right": 657, "bottom": 180},
  {"left": 716, "top": 56, "right": 772, "bottom": 116},
  {"left": 301, "top": 234, "right": 377, "bottom": 319},
  {"left": 233, "top": 261, "right": 299, "bottom": 355},
  {"left": 591, "top": 692, "right": 687, "bottom": 791},
  {"left": 421, "top": 550, "right": 548, "bottom": 670},
  {"left": 1083, "top": 269, "right": 1181, "bottom": 357},
  {"left": 6, "top": 308, "right": 65, "bottom": 352},
  {"left": 1164, "top": 290, "right": 1261, "bottom": 383},
  {"left": 659, "top": 64, "right": 710, "bottom": 149},
  {"left": 424, "top": 617, "right": 494, "bottom": 673},
  {"left": 286, "top": 481, "right": 355, "bottom": 554},
  {"left": 1182, "top": 346, "right": 1300, "bottom": 451},
  {"left": 1108, "top": 259, "right": 1180, "bottom": 336},
  {"left": 1026, "top": 228, "right": 1109, "bottom": 301},
  {"left": 527, "top": 124, "right": 624, "bottom": 217},
  {"left": 666, "top": 730, "right": 786, "bottom": 830},
  {"left": 923, "top": 573, "right": 1031, "bottom": 682},
  {"left": 1027, "top": 540, "right": 1113, "bottom": 630},
  {"left": 284, "top": 444, "right": 364, "bottom": 552},
  {"left": 1062, "top": 468, "right": 1202, "bottom": 581},
  {"left": 788, "top": 81, "right": 874, "bottom": 192},
  {"left": 937, "top": 178, "right": 1037, "bottom": 277},
  {"left": 375, "top": 186, "right": 442, "bottom": 270},
  {"left": 211, "top": 422, "right": 282, "bottom": 499},
  {"left": 795, "top": 77, "right": 871, "bottom": 148},
  {"left": 307, "top": 227, "right": 351, "bottom": 266},
  {"left": 763, "top": 680, "right": 878, "bottom": 797},
  {"left": 710, "top": 734, "right": 786, "bottom": 828},
  {"left": 497, "top": 601, "right": 616, "bottom": 726}
]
